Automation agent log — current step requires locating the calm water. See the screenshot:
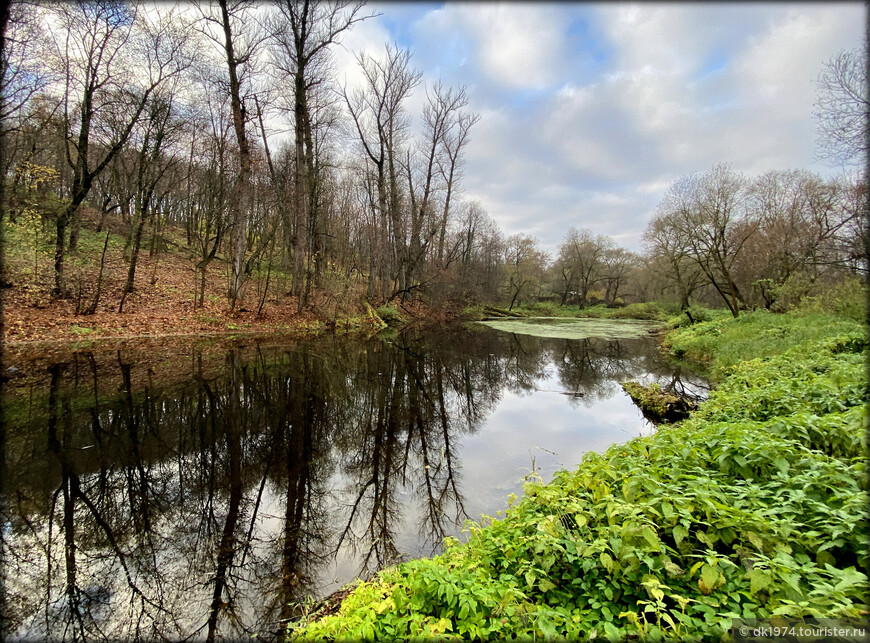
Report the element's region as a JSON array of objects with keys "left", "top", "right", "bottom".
[{"left": 2, "top": 322, "right": 702, "bottom": 641}]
